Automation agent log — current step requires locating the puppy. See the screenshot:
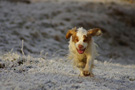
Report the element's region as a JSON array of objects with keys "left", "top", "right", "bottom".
[{"left": 66, "top": 27, "right": 102, "bottom": 77}]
